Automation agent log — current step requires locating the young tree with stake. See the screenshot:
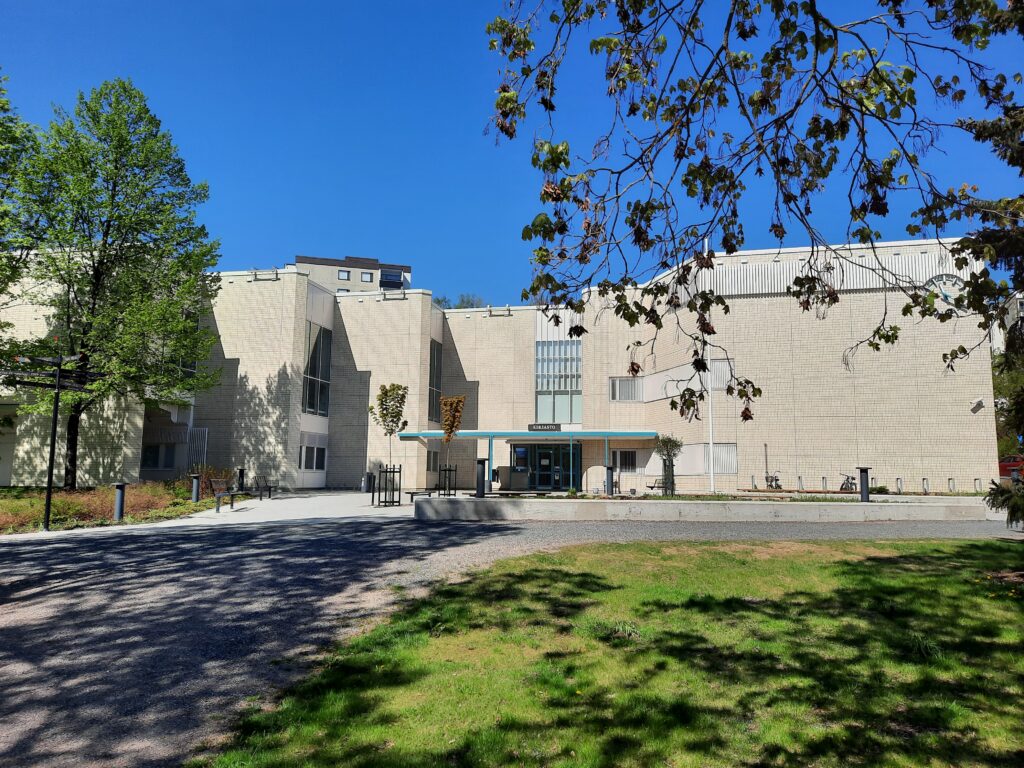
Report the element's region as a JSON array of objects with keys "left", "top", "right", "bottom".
[{"left": 368, "top": 383, "right": 409, "bottom": 466}]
